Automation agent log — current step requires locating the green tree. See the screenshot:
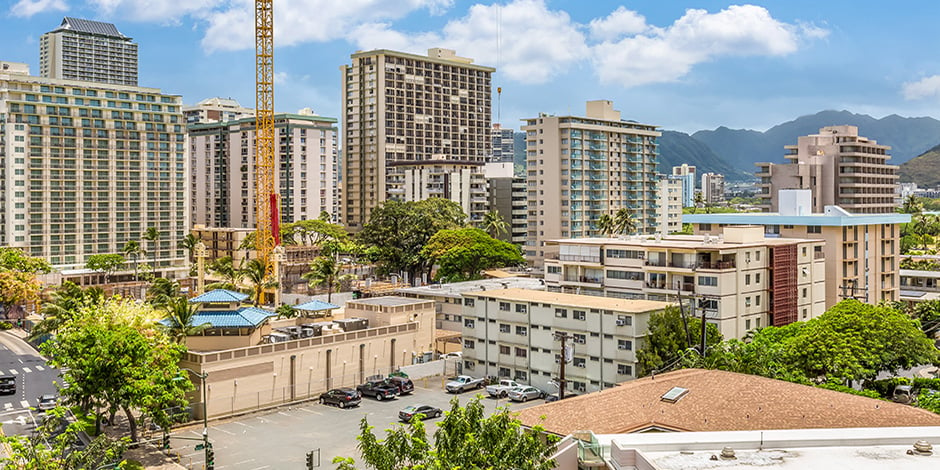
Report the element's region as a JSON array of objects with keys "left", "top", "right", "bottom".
[
  {"left": 159, "top": 296, "right": 208, "bottom": 343},
  {"left": 635, "top": 305, "right": 723, "bottom": 376},
  {"left": 692, "top": 192, "right": 705, "bottom": 214},
  {"left": 31, "top": 282, "right": 104, "bottom": 340},
  {"left": 596, "top": 213, "right": 614, "bottom": 236},
  {"left": 275, "top": 304, "right": 298, "bottom": 319},
  {"left": 0, "top": 407, "right": 130, "bottom": 469},
  {"left": 482, "top": 210, "right": 509, "bottom": 238},
  {"left": 281, "top": 219, "right": 348, "bottom": 246},
  {"left": 613, "top": 208, "right": 637, "bottom": 235},
  {"left": 303, "top": 256, "right": 348, "bottom": 303},
  {"left": 421, "top": 228, "right": 525, "bottom": 282},
  {"left": 142, "top": 227, "right": 161, "bottom": 274},
  {"left": 207, "top": 256, "right": 244, "bottom": 291},
  {"left": 900, "top": 195, "right": 924, "bottom": 214},
  {"left": 358, "top": 199, "right": 466, "bottom": 282},
  {"left": 122, "top": 240, "right": 143, "bottom": 282},
  {"left": 241, "top": 258, "right": 277, "bottom": 306},
  {"left": 913, "top": 299, "right": 940, "bottom": 338},
  {"left": 146, "top": 277, "right": 180, "bottom": 309},
  {"left": 179, "top": 233, "right": 200, "bottom": 263},
  {"left": 85, "top": 253, "right": 126, "bottom": 284},
  {"left": 335, "top": 396, "right": 558, "bottom": 470}
]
